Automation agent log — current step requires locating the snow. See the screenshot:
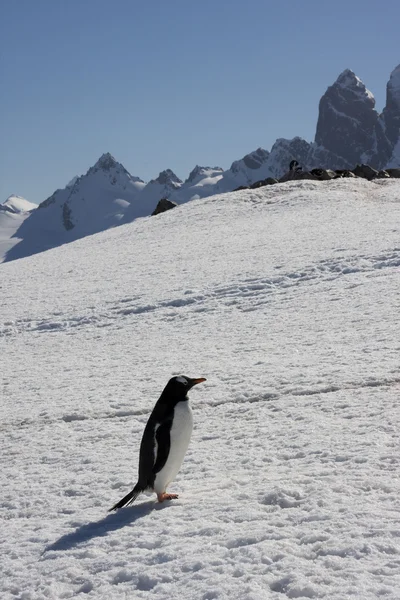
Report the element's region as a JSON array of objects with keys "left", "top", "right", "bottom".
[
  {"left": 0, "top": 196, "right": 37, "bottom": 260},
  {"left": 1, "top": 195, "right": 37, "bottom": 214},
  {"left": 1, "top": 178, "right": 400, "bottom": 599},
  {"left": 336, "top": 69, "right": 375, "bottom": 104}
]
